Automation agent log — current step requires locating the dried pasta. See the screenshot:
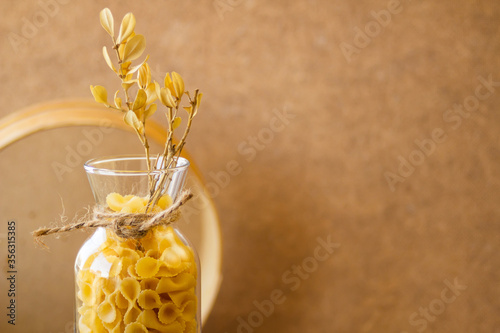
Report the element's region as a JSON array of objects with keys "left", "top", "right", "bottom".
[
  {"left": 137, "top": 309, "right": 185, "bottom": 332},
  {"left": 138, "top": 290, "right": 162, "bottom": 309},
  {"left": 156, "top": 273, "right": 196, "bottom": 293},
  {"left": 140, "top": 277, "right": 160, "bottom": 291},
  {"left": 97, "top": 299, "right": 117, "bottom": 323},
  {"left": 76, "top": 193, "right": 198, "bottom": 333},
  {"left": 124, "top": 322, "right": 148, "bottom": 333},
  {"left": 158, "top": 302, "right": 180, "bottom": 325},
  {"left": 136, "top": 257, "right": 160, "bottom": 278}
]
